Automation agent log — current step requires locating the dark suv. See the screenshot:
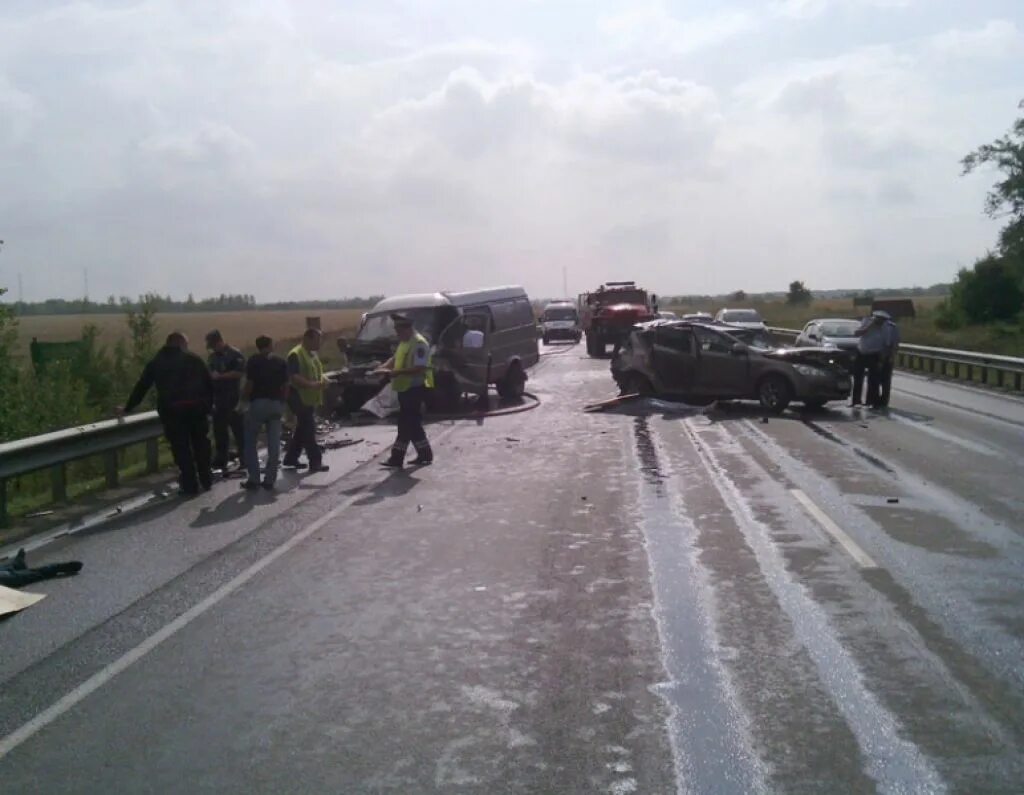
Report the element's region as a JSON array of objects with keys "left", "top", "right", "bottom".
[{"left": 611, "top": 321, "right": 852, "bottom": 413}]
